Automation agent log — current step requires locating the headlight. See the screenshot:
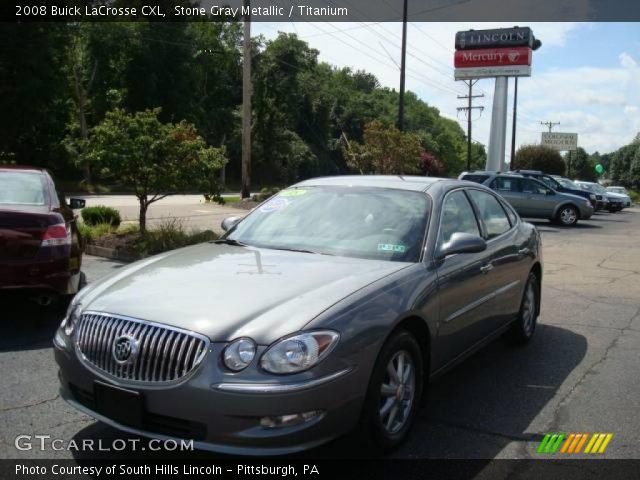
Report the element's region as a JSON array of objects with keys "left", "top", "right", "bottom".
[
  {"left": 223, "top": 338, "right": 256, "bottom": 371},
  {"left": 260, "top": 331, "right": 339, "bottom": 374},
  {"left": 62, "top": 302, "right": 82, "bottom": 336},
  {"left": 589, "top": 194, "right": 596, "bottom": 200}
]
